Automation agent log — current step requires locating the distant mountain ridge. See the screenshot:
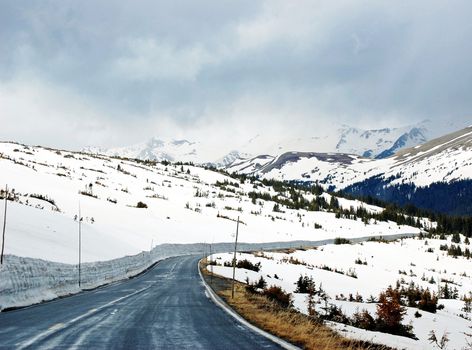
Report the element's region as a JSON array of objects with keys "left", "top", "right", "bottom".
[
  {"left": 83, "top": 137, "right": 201, "bottom": 163},
  {"left": 238, "top": 120, "right": 451, "bottom": 160},
  {"left": 228, "top": 126, "right": 472, "bottom": 215},
  {"left": 333, "top": 124, "right": 428, "bottom": 158},
  {"left": 229, "top": 126, "right": 472, "bottom": 188},
  {"left": 82, "top": 120, "right": 463, "bottom": 165}
]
